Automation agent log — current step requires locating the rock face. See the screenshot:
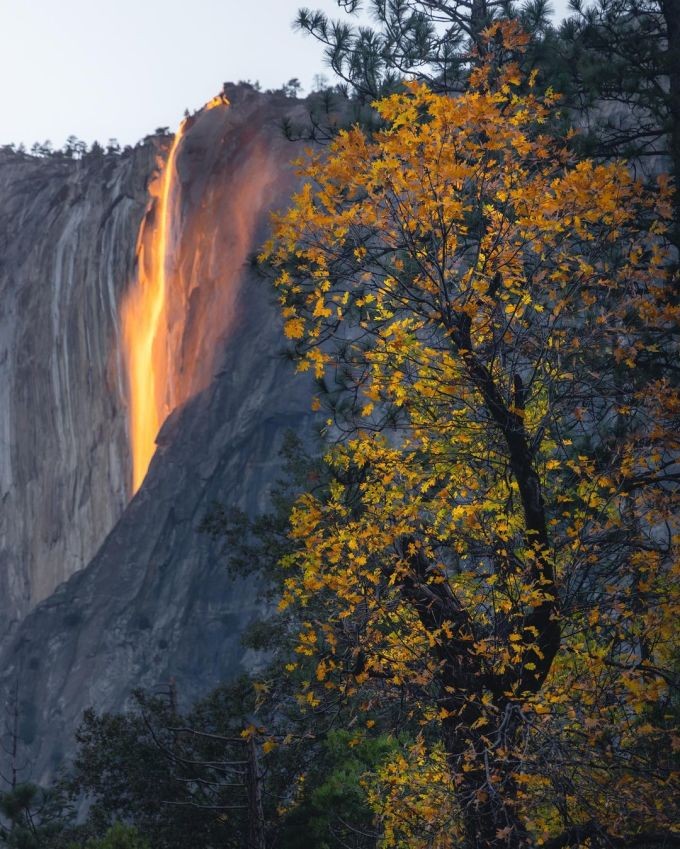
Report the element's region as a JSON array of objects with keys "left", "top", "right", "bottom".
[
  {"left": 0, "top": 142, "right": 153, "bottom": 632},
  {"left": 0, "top": 86, "right": 318, "bottom": 783}
]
